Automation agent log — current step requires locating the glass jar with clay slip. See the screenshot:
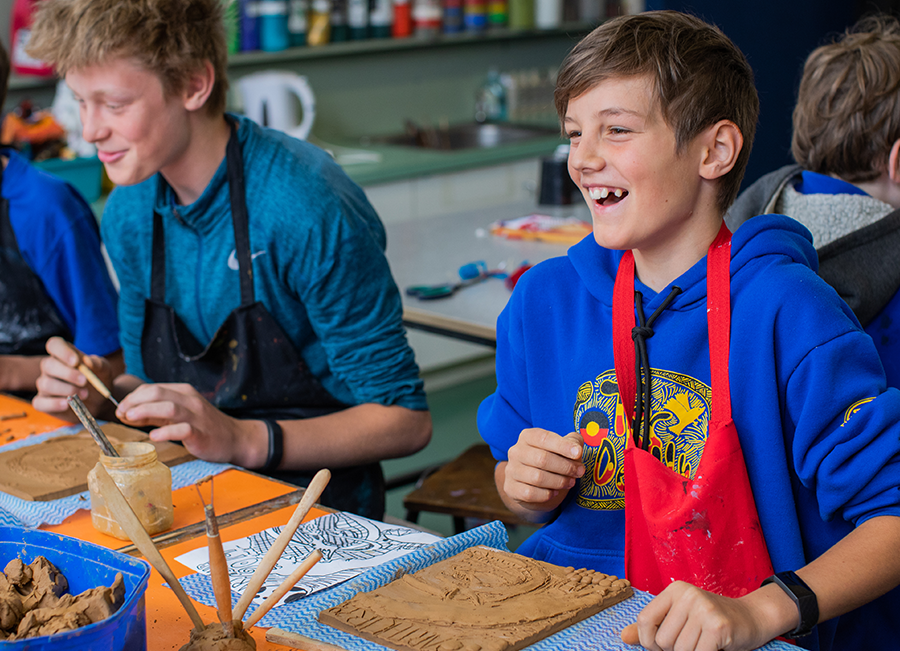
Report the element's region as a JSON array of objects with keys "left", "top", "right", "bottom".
[{"left": 87, "top": 441, "right": 174, "bottom": 540}]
